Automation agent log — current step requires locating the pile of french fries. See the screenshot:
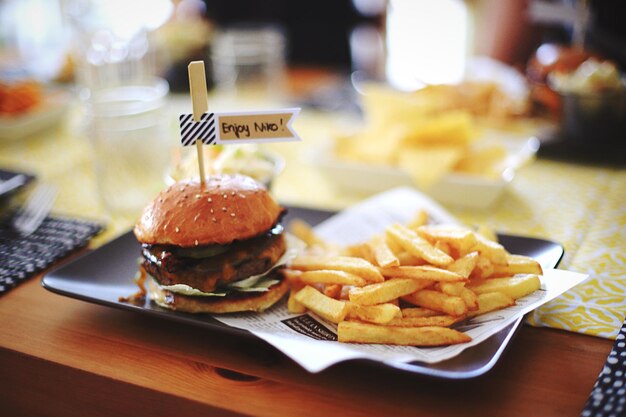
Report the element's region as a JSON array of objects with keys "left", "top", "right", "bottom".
[
  {"left": 334, "top": 82, "right": 530, "bottom": 188},
  {"left": 284, "top": 211, "right": 543, "bottom": 347}
]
